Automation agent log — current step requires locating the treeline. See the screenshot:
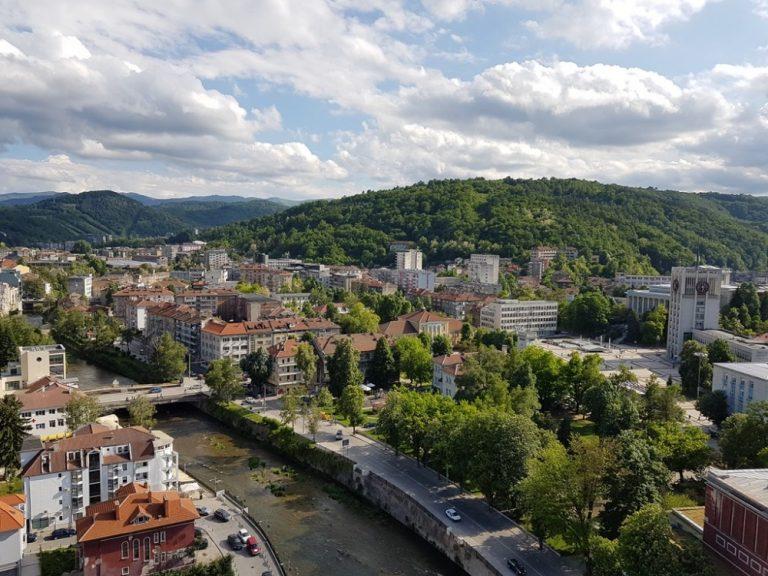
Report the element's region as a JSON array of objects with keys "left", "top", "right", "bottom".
[{"left": 203, "top": 177, "right": 768, "bottom": 272}]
